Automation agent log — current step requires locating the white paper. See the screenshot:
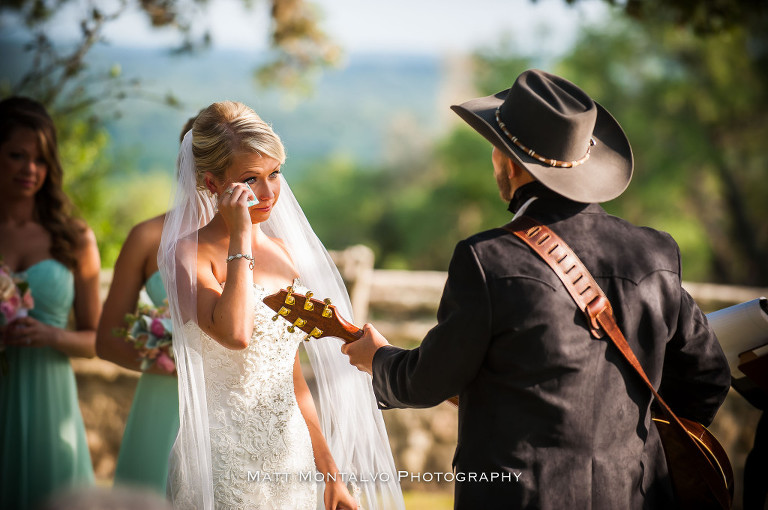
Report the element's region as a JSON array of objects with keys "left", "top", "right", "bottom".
[{"left": 706, "top": 297, "right": 768, "bottom": 377}]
